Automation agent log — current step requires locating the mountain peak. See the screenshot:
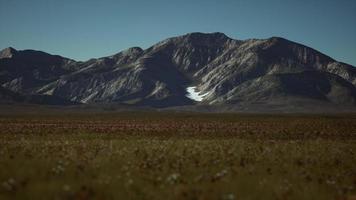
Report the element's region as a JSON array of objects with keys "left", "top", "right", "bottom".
[
  {"left": 159, "top": 32, "right": 233, "bottom": 47},
  {"left": 111, "top": 47, "right": 143, "bottom": 59},
  {"left": 182, "top": 32, "right": 230, "bottom": 41},
  {"left": 185, "top": 32, "right": 228, "bottom": 37},
  {"left": 268, "top": 36, "right": 288, "bottom": 41},
  {"left": 124, "top": 47, "right": 143, "bottom": 54},
  {"left": 0, "top": 47, "right": 17, "bottom": 59}
]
